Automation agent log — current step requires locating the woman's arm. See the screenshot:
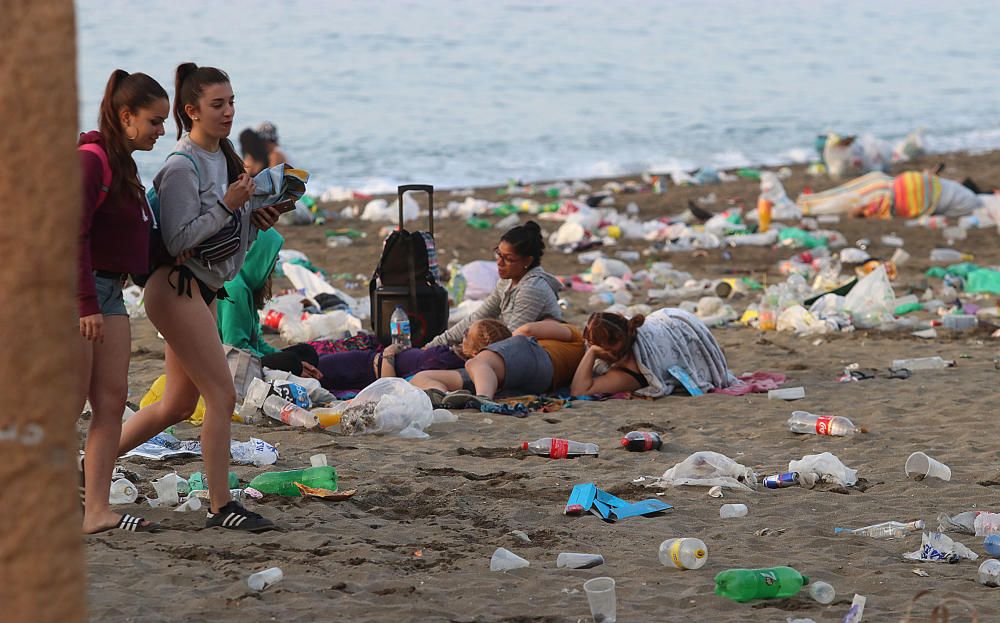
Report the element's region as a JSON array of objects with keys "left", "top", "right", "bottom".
[
  {"left": 375, "top": 343, "right": 403, "bottom": 378},
  {"left": 570, "top": 347, "right": 644, "bottom": 396},
  {"left": 157, "top": 161, "right": 234, "bottom": 256},
  {"left": 514, "top": 320, "right": 572, "bottom": 341}
]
